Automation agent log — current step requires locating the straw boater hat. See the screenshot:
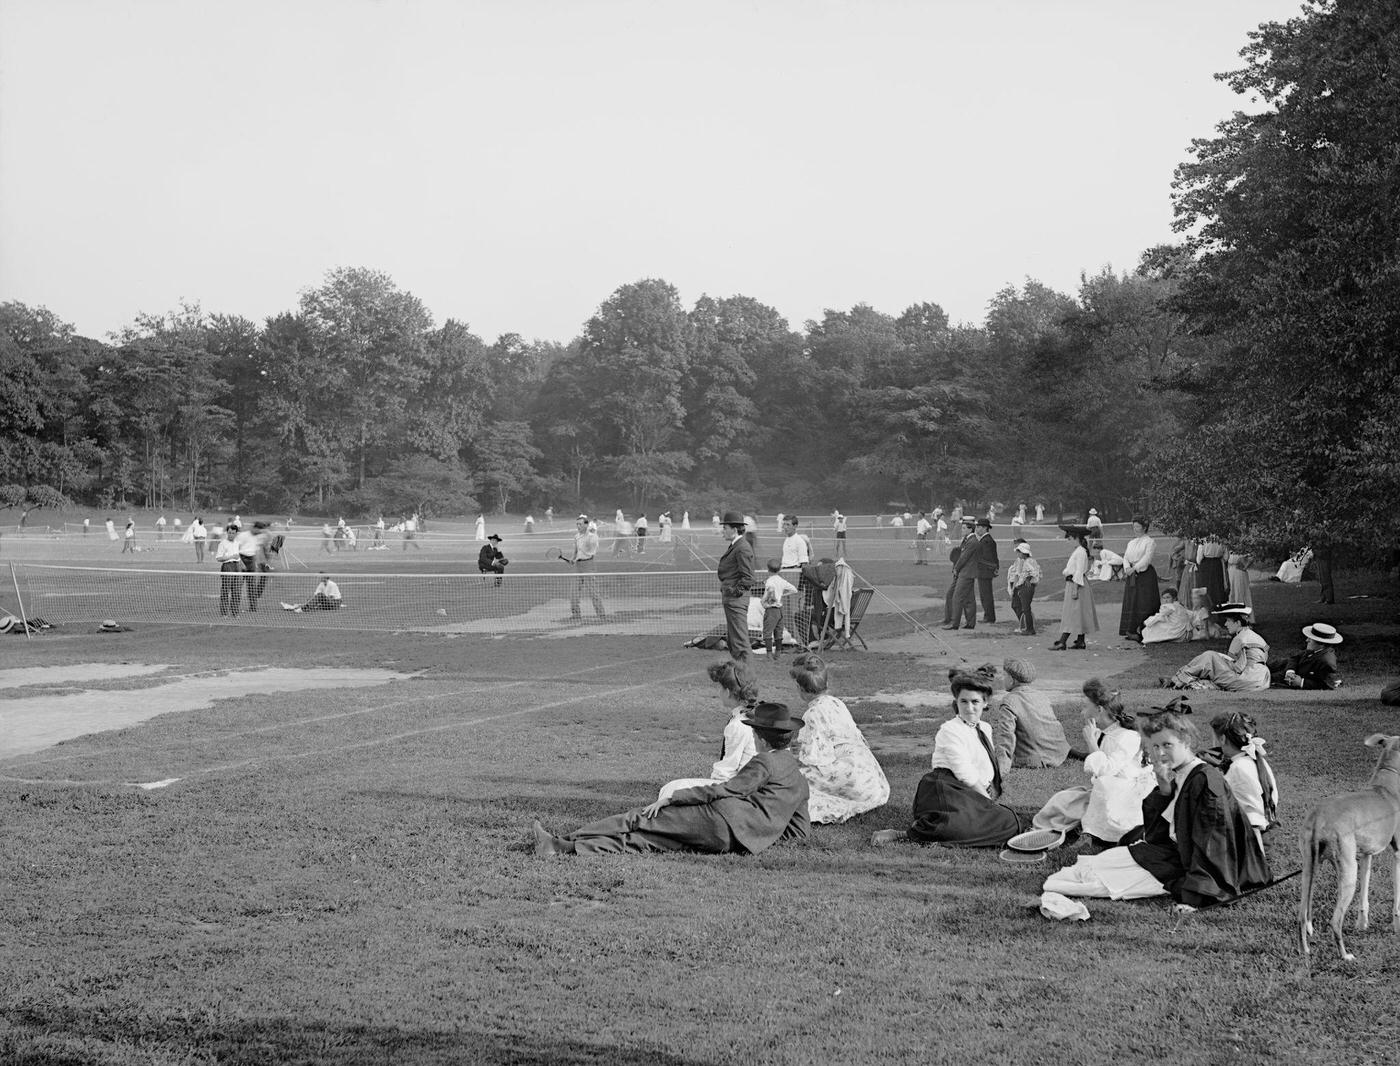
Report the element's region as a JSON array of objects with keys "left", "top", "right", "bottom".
[
  {"left": 98, "top": 619, "right": 123, "bottom": 633},
  {"left": 1089, "top": 508, "right": 1099, "bottom": 516},
  {"left": 1209, "top": 601, "right": 1253, "bottom": 620},
  {"left": 1302, "top": 622, "right": 1343, "bottom": 645}
]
